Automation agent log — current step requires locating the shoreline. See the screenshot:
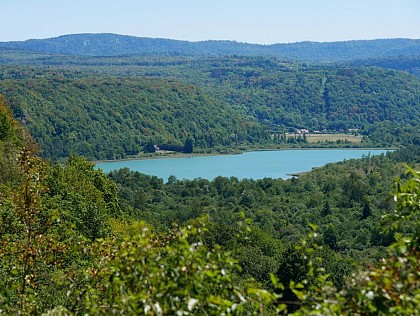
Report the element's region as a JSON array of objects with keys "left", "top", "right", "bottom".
[
  {"left": 93, "top": 147, "right": 395, "bottom": 165},
  {"left": 93, "top": 152, "right": 228, "bottom": 164}
]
